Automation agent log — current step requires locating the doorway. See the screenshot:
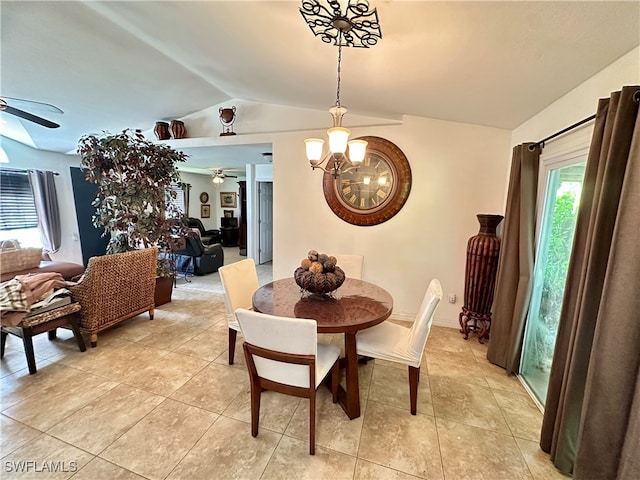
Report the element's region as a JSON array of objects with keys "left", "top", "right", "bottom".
[
  {"left": 520, "top": 156, "right": 586, "bottom": 405},
  {"left": 258, "top": 181, "right": 273, "bottom": 264}
]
